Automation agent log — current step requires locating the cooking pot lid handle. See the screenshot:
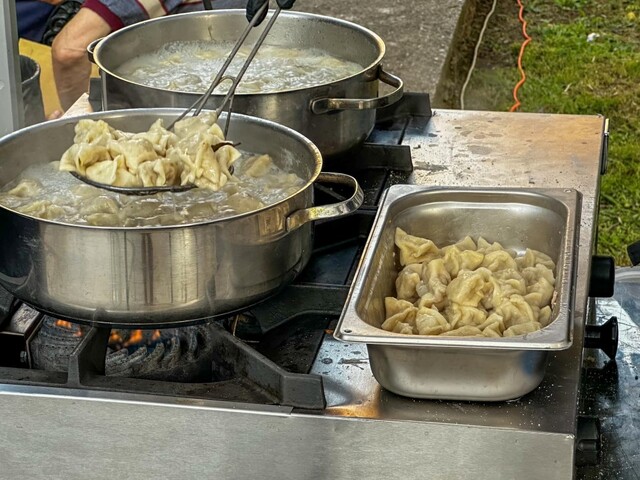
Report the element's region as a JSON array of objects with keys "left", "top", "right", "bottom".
[
  {"left": 286, "top": 172, "right": 363, "bottom": 232},
  {"left": 310, "top": 68, "right": 404, "bottom": 115}
]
